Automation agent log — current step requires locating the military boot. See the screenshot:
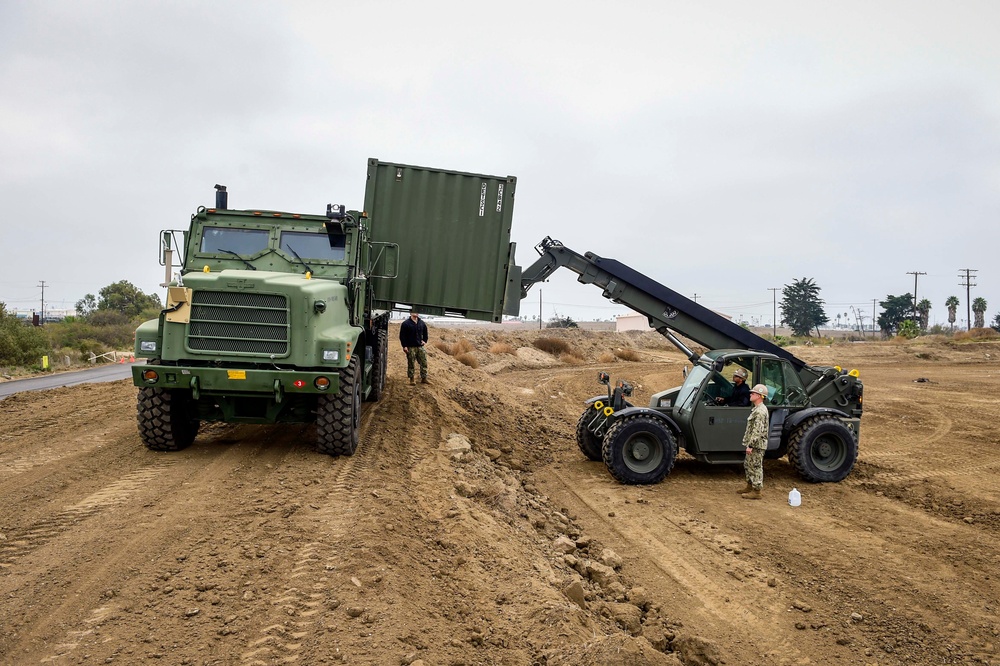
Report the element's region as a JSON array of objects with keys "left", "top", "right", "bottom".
[
  {"left": 736, "top": 482, "right": 753, "bottom": 495},
  {"left": 409, "top": 377, "right": 415, "bottom": 385},
  {"left": 741, "top": 488, "right": 762, "bottom": 500}
]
